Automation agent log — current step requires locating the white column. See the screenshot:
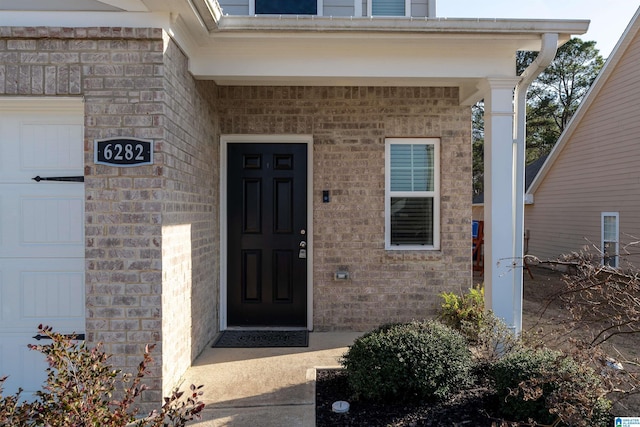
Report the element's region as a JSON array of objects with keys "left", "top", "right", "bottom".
[{"left": 481, "top": 77, "right": 522, "bottom": 333}]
